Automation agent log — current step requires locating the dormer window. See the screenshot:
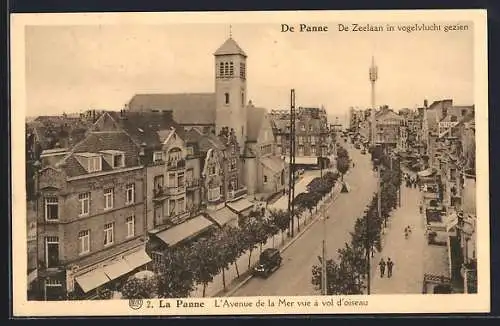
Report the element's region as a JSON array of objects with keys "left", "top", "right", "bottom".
[
  {"left": 153, "top": 151, "right": 164, "bottom": 162},
  {"left": 100, "top": 150, "right": 125, "bottom": 169},
  {"left": 186, "top": 146, "right": 194, "bottom": 156},
  {"left": 113, "top": 154, "right": 125, "bottom": 168},
  {"left": 76, "top": 153, "right": 102, "bottom": 173}
]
